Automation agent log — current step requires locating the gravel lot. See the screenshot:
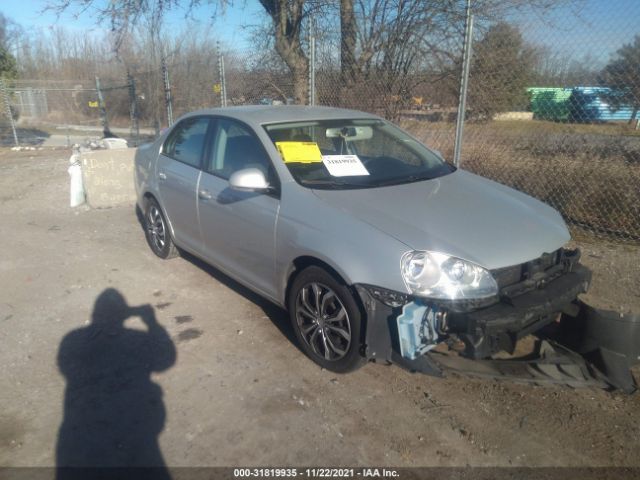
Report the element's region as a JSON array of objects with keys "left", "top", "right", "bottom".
[{"left": 1, "top": 147, "right": 639, "bottom": 470}]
